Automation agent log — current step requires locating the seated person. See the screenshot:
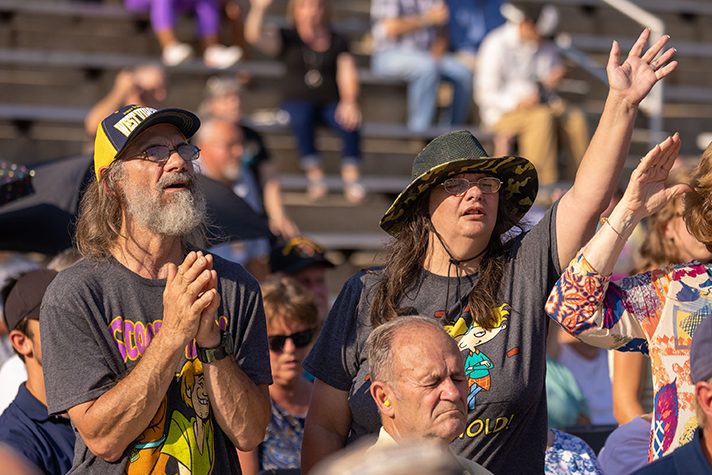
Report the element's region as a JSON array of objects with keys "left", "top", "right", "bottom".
[
  {"left": 370, "top": 0, "right": 473, "bottom": 131},
  {"left": 269, "top": 235, "right": 335, "bottom": 321},
  {"left": 84, "top": 64, "right": 167, "bottom": 137},
  {"left": 237, "top": 275, "right": 319, "bottom": 473},
  {"left": 476, "top": 2, "right": 589, "bottom": 186},
  {"left": 199, "top": 76, "right": 298, "bottom": 238},
  {"left": 123, "top": 0, "right": 242, "bottom": 67},
  {"left": 245, "top": 0, "right": 364, "bottom": 203},
  {"left": 196, "top": 117, "right": 271, "bottom": 280}
]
